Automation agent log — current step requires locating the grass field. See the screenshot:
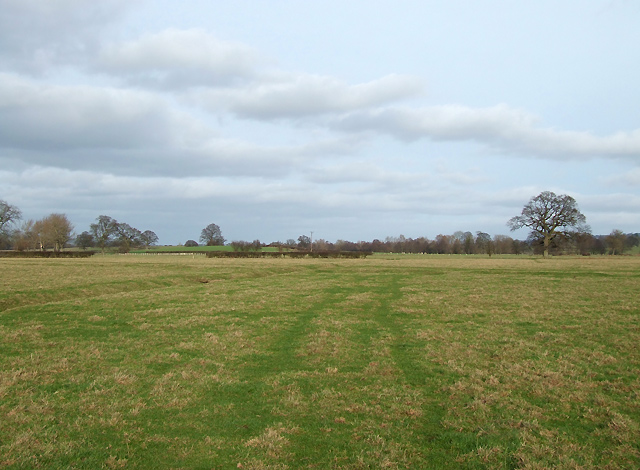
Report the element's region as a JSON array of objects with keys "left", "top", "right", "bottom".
[{"left": 1, "top": 255, "right": 639, "bottom": 469}]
